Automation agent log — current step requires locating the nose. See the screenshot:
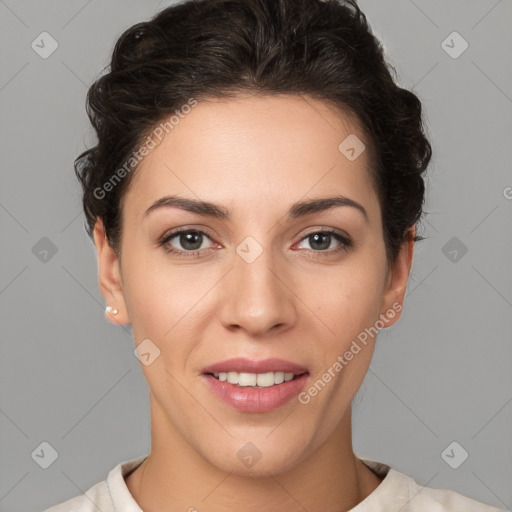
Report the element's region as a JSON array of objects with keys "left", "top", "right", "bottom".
[{"left": 218, "top": 243, "right": 297, "bottom": 337}]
